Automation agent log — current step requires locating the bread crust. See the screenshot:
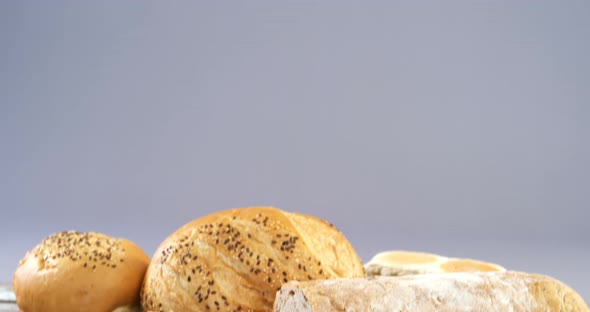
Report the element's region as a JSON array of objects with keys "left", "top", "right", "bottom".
[
  {"left": 141, "top": 207, "right": 364, "bottom": 311},
  {"left": 273, "top": 271, "right": 589, "bottom": 312},
  {"left": 13, "top": 231, "right": 150, "bottom": 312}
]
